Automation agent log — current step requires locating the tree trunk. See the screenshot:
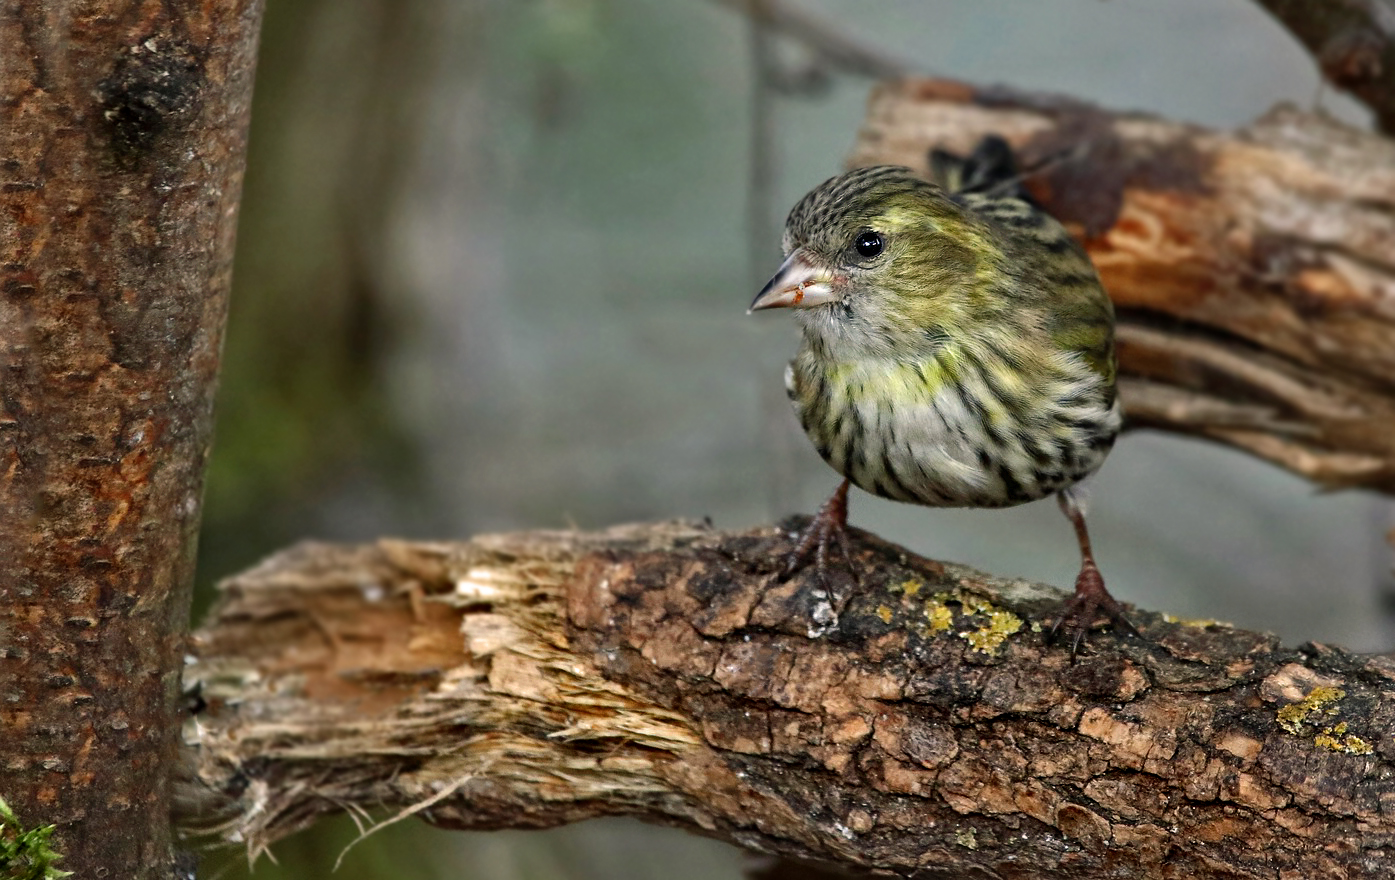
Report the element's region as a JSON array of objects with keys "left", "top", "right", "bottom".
[
  {"left": 0, "top": 2, "right": 263, "bottom": 875},
  {"left": 180, "top": 522, "right": 1395, "bottom": 879}
]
